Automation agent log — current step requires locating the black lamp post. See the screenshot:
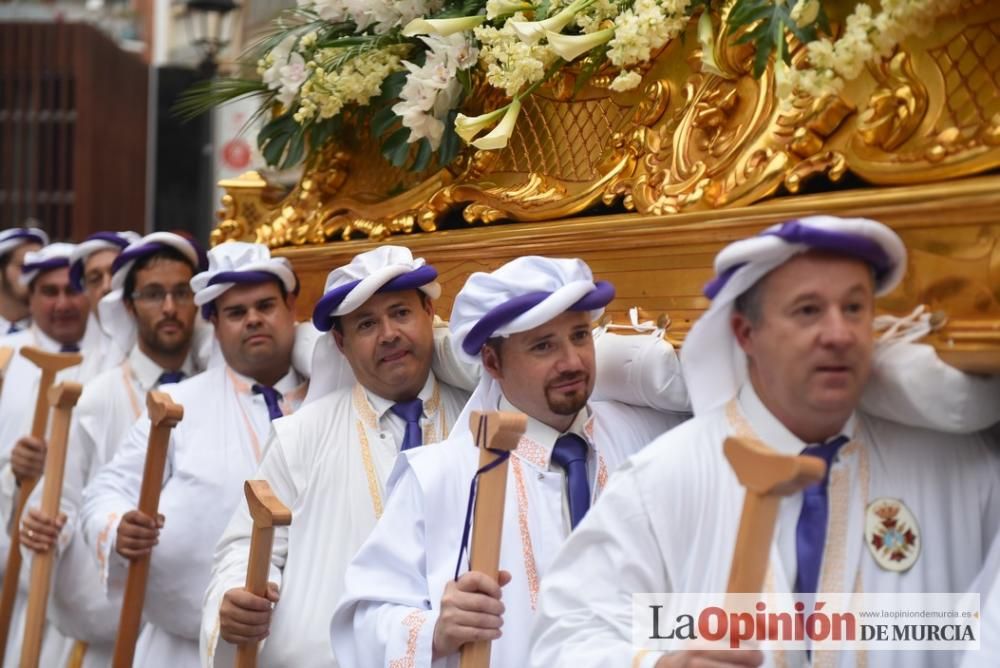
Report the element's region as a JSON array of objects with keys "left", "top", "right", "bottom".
[{"left": 185, "top": 0, "right": 239, "bottom": 77}]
